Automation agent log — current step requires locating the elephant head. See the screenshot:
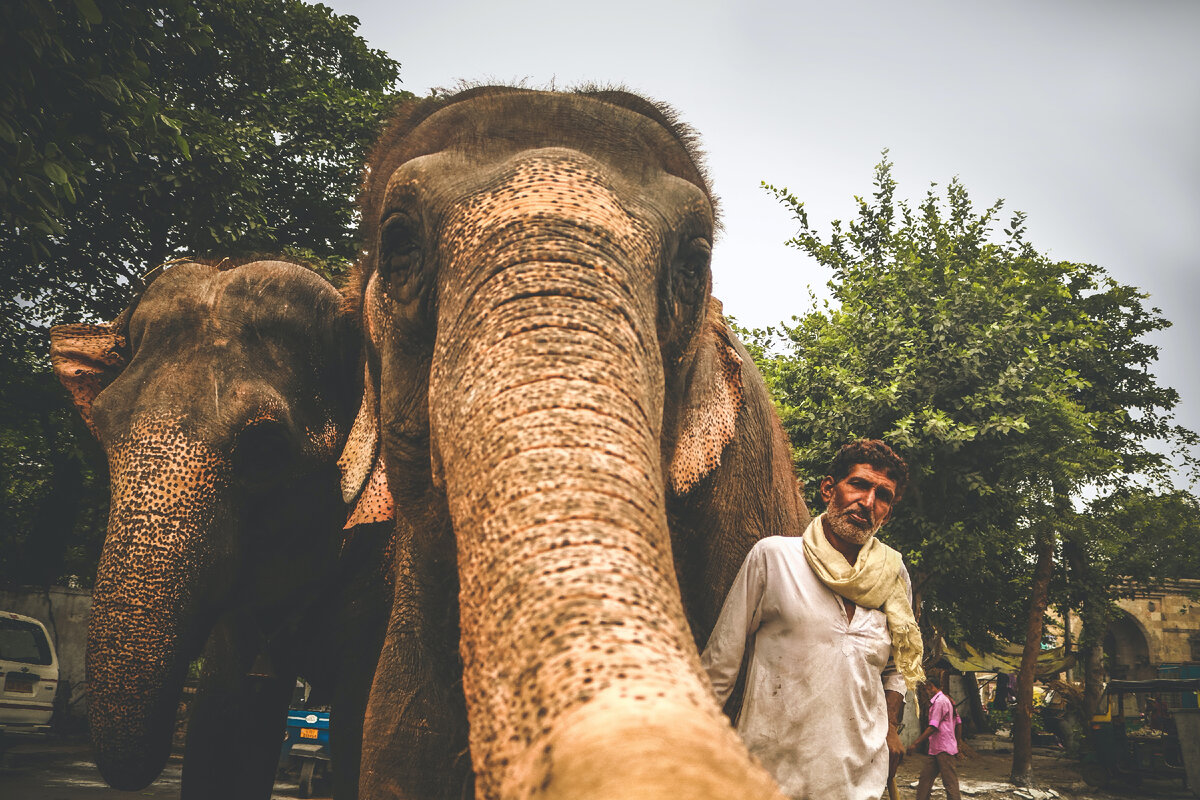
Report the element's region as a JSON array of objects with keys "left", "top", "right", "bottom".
[
  {"left": 51, "top": 260, "right": 361, "bottom": 790},
  {"left": 341, "top": 88, "right": 805, "bottom": 799}
]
